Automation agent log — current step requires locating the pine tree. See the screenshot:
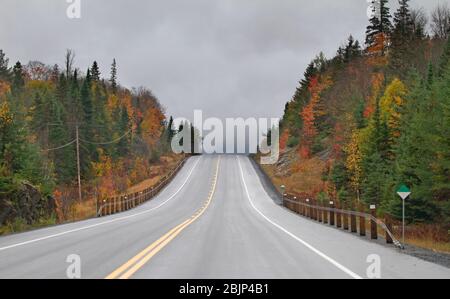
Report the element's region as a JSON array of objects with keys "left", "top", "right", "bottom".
[
  {"left": 0, "top": 50, "right": 10, "bottom": 80},
  {"left": 389, "top": 0, "right": 415, "bottom": 77},
  {"left": 360, "top": 96, "right": 391, "bottom": 206},
  {"left": 91, "top": 61, "right": 100, "bottom": 82},
  {"left": 344, "top": 35, "right": 361, "bottom": 62},
  {"left": 390, "top": 73, "right": 439, "bottom": 222},
  {"left": 432, "top": 58, "right": 450, "bottom": 224},
  {"left": 110, "top": 59, "right": 117, "bottom": 94},
  {"left": 81, "top": 69, "right": 93, "bottom": 125},
  {"left": 12, "top": 62, "right": 25, "bottom": 95},
  {"left": 438, "top": 37, "right": 450, "bottom": 77},
  {"left": 366, "top": 0, "right": 392, "bottom": 55}
]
